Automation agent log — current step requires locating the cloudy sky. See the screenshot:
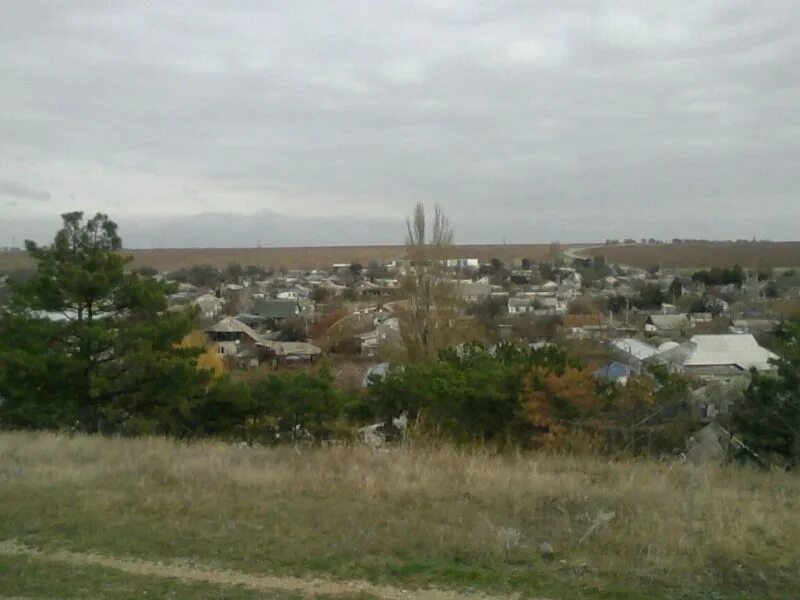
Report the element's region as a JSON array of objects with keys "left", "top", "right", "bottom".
[{"left": 1, "top": 1, "right": 799, "bottom": 247}]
